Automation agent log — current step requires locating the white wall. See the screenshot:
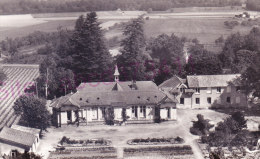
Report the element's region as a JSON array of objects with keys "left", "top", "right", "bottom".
[
  {"left": 60, "top": 112, "right": 67, "bottom": 124},
  {"left": 114, "top": 108, "right": 122, "bottom": 120},
  {"left": 160, "top": 108, "right": 168, "bottom": 119}
]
